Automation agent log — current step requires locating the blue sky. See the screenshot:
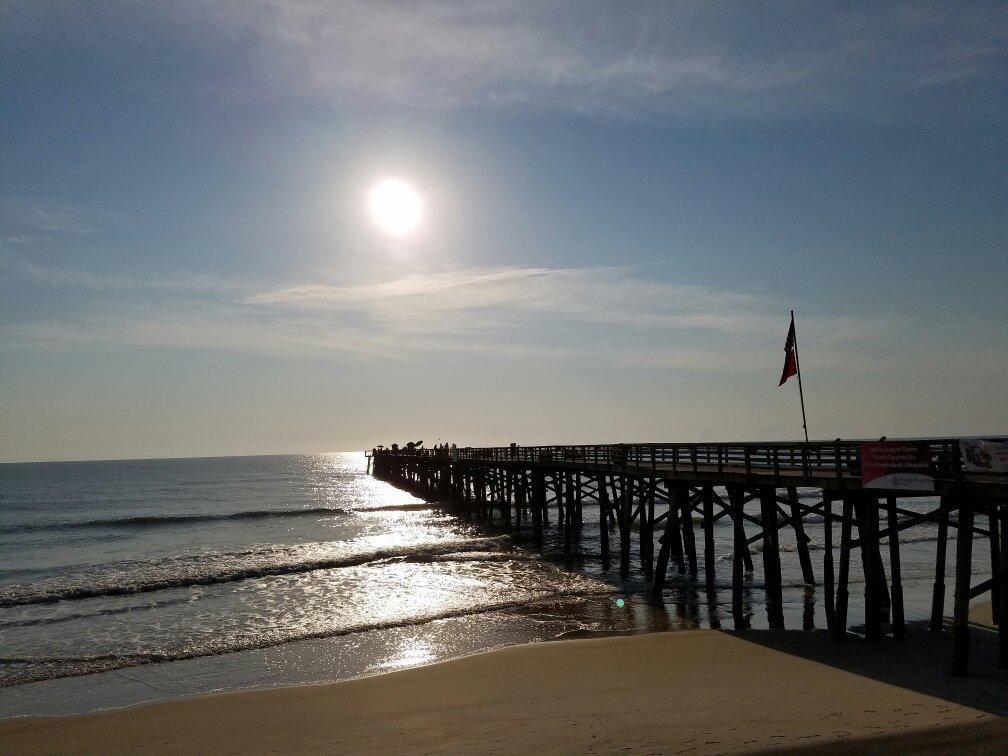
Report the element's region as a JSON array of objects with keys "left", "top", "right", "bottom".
[{"left": 1, "top": 2, "right": 1006, "bottom": 461}]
